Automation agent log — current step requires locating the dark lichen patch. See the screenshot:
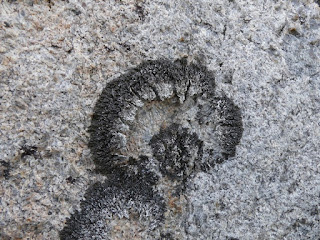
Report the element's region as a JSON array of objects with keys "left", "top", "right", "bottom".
[
  {"left": 66, "top": 176, "right": 76, "bottom": 184},
  {"left": 150, "top": 123, "right": 203, "bottom": 182},
  {"left": 88, "top": 59, "right": 216, "bottom": 176},
  {"left": 61, "top": 59, "right": 243, "bottom": 239},
  {"left": 195, "top": 95, "right": 243, "bottom": 168},
  {"left": 60, "top": 156, "right": 165, "bottom": 240},
  {"left": 213, "top": 96, "right": 243, "bottom": 159}
]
